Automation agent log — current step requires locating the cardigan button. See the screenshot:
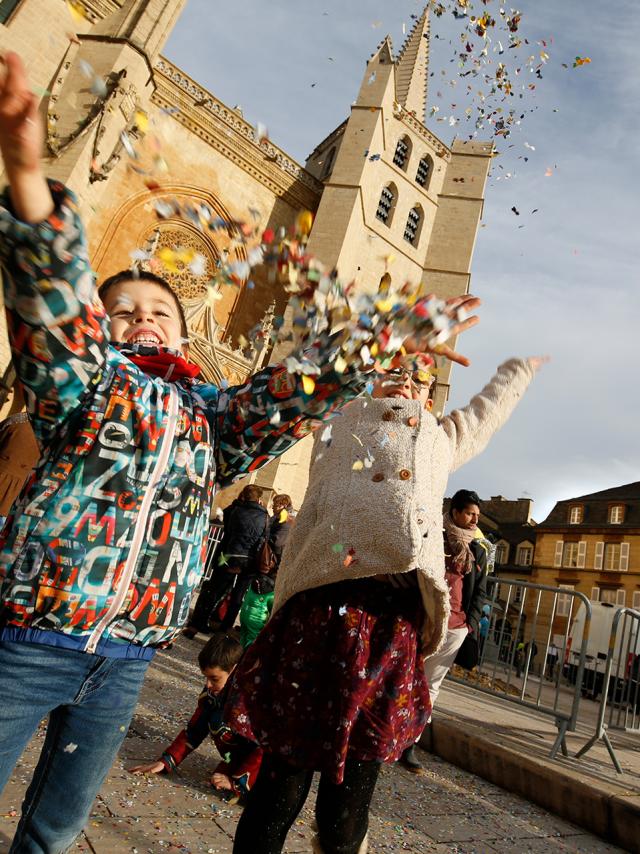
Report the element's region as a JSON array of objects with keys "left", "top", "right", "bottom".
[
  {"left": 372, "top": 473, "right": 385, "bottom": 482},
  {"left": 382, "top": 411, "right": 395, "bottom": 422},
  {"left": 399, "top": 469, "right": 412, "bottom": 480},
  {"left": 407, "top": 416, "right": 418, "bottom": 427}
]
